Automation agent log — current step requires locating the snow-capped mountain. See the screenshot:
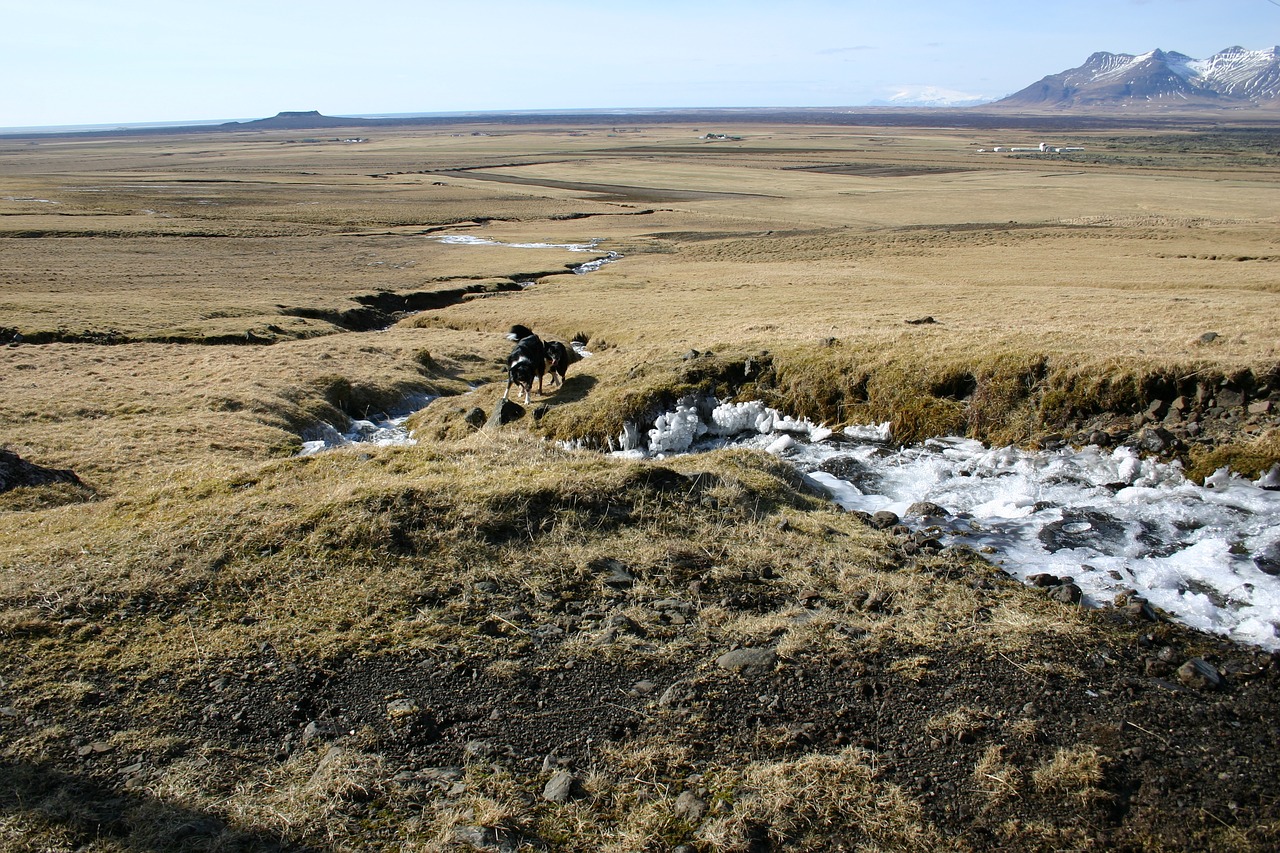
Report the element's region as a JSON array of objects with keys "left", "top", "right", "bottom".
[
  {"left": 992, "top": 46, "right": 1280, "bottom": 110},
  {"left": 868, "top": 86, "right": 994, "bottom": 108}
]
